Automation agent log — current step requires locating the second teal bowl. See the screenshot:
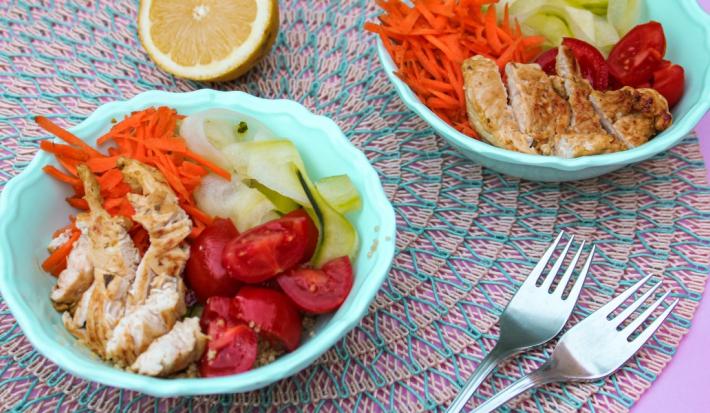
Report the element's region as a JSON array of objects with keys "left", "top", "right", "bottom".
[{"left": 376, "top": 0, "right": 710, "bottom": 182}]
